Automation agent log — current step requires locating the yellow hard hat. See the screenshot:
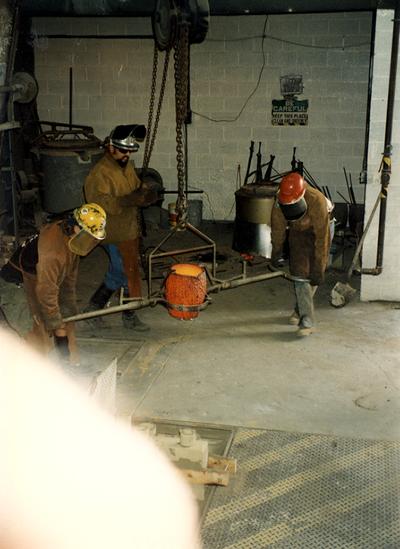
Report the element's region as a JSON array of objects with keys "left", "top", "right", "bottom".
[{"left": 73, "top": 203, "right": 106, "bottom": 240}]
